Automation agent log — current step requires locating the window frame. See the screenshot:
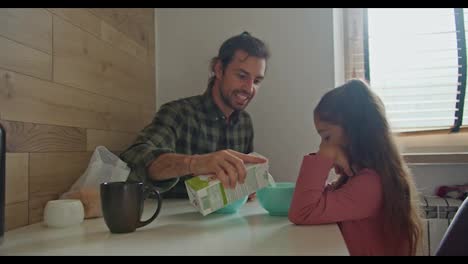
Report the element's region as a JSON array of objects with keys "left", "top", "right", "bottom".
[
  {"left": 343, "top": 8, "right": 468, "bottom": 159},
  {"left": 362, "top": 8, "right": 467, "bottom": 133}
]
